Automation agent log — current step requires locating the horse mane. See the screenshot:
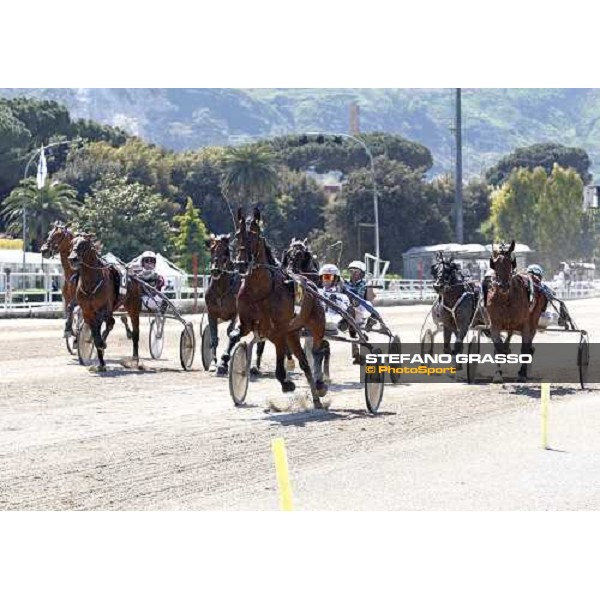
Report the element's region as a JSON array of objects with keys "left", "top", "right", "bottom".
[{"left": 263, "top": 238, "right": 280, "bottom": 267}]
